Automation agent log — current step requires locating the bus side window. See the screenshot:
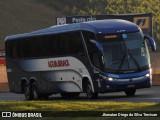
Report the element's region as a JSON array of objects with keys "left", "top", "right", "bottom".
[
  {"left": 69, "top": 32, "right": 85, "bottom": 55},
  {"left": 58, "top": 34, "right": 70, "bottom": 55},
  {"left": 13, "top": 41, "right": 19, "bottom": 58},
  {"left": 82, "top": 31, "right": 101, "bottom": 69},
  {"left": 56, "top": 32, "right": 85, "bottom": 56},
  {"left": 6, "top": 42, "right": 14, "bottom": 58}
]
